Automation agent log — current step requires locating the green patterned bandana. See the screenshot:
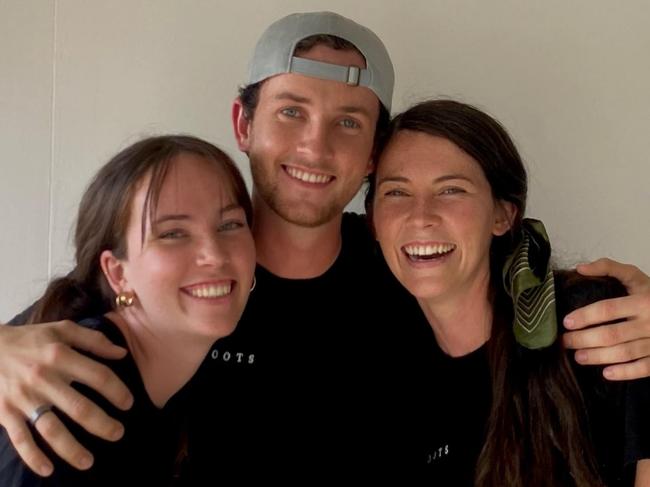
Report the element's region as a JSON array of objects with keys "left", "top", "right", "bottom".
[{"left": 502, "top": 219, "right": 557, "bottom": 349}]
